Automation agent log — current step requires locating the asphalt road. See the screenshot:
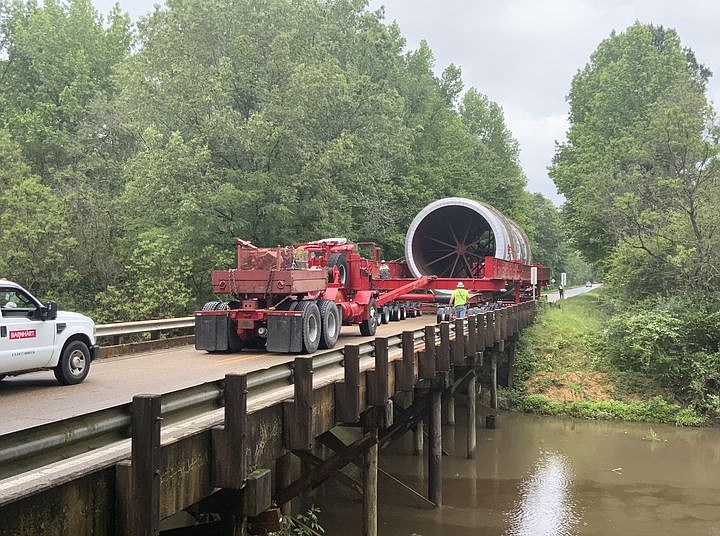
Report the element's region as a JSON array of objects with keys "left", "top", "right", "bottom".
[
  {"left": 545, "top": 283, "right": 600, "bottom": 303},
  {"left": 0, "top": 315, "right": 437, "bottom": 434}
]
